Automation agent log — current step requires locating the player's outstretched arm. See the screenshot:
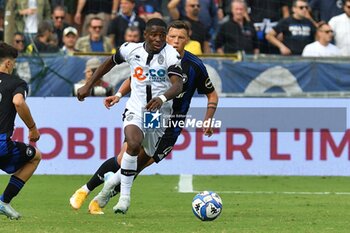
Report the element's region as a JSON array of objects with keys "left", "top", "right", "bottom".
[
  {"left": 77, "top": 57, "right": 116, "bottom": 101},
  {"left": 203, "top": 90, "right": 219, "bottom": 137},
  {"left": 145, "top": 74, "right": 183, "bottom": 111},
  {"left": 104, "top": 77, "right": 131, "bottom": 109},
  {"left": 13, "top": 94, "right": 40, "bottom": 142}
]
